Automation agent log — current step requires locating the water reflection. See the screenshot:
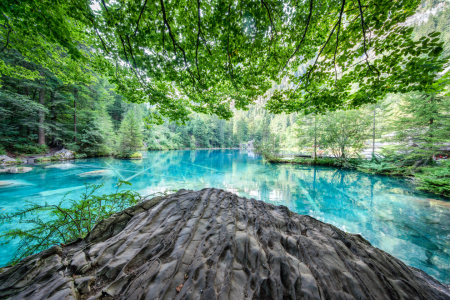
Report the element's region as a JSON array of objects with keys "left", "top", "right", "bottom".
[{"left": 0, "top": 150, "right": 449, "bottom": 282}]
